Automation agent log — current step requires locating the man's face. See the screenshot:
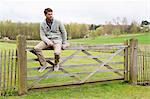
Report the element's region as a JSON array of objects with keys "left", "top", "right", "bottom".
[{"left": 45, "top": 12, "right": 53, "bottom": 20}]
